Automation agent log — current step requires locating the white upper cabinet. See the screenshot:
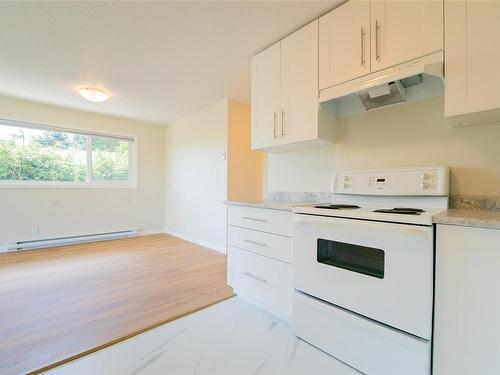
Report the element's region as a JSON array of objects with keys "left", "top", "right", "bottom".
[
  {"left": 370, "top": 0, "right": 443, "bottom": 72},
  {"left": 319, "top": 0, "right": 443, "bottom": 91},
  {"left": 251, "top": 20, "right": 335, "bottom": 151},
  {"left": 319, "top": 0, "right": 370, "bottom": 89},
  {"left": 445, "top": 0, "right": 500, "bottom": 127},
  {"left": 281, "top": 20, "right": 324, "bottom": 145},
  {"left": 251, "top": 42, "right": 281, "bottom": 150}
]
